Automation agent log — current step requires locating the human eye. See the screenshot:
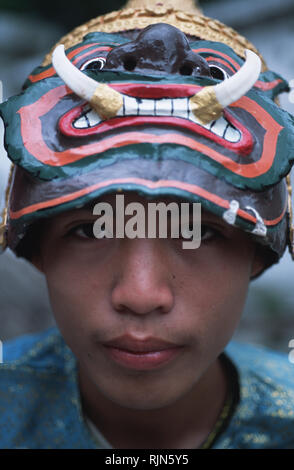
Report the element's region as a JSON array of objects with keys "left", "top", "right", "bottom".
[
  {"left": 67, "top": 222, "right": 96, "bottom": 240},
  {"left": 201, "top": 224, "right": 221, "bottom": 242},
  {"left": 179, "top": 222, "right": 221, "bottom": 242}
]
